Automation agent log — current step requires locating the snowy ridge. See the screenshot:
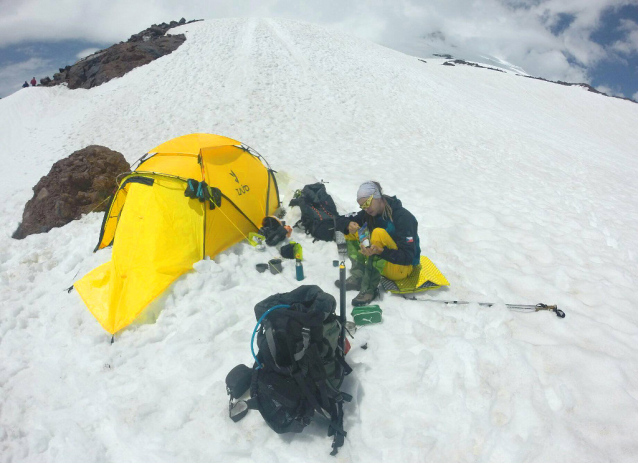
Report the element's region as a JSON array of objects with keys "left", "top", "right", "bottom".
[{"left": 1, "top": 18, "right": 638, "bottom": 462}]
